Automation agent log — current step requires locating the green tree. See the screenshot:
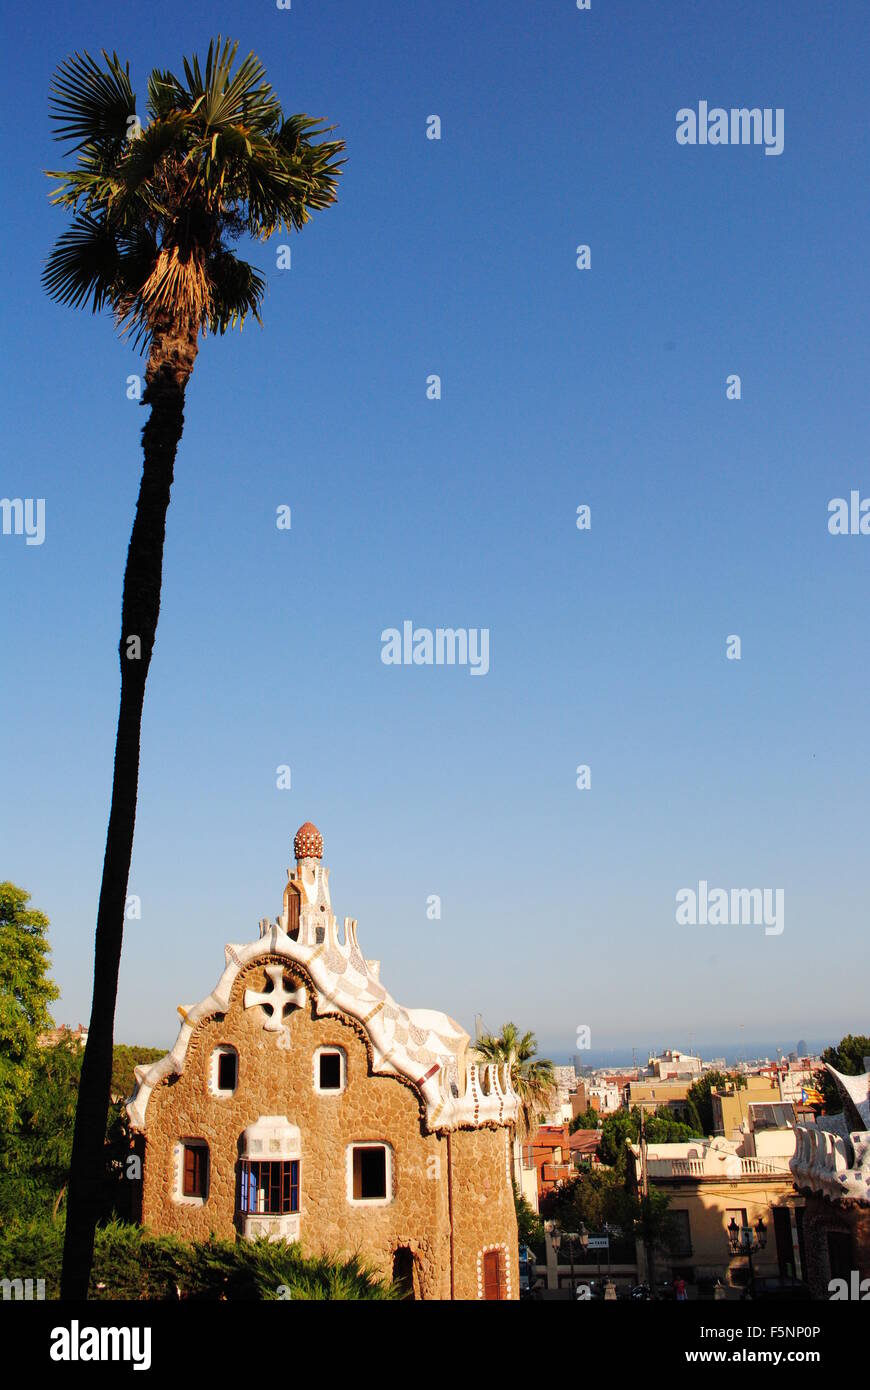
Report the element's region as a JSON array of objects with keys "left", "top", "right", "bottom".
[
  {"left": 0, "top": 1038, "right": 160, "bottom": 1224},
  {"left": 569, "top": 1107, "right": 600, "bottom": 1132},
  {"left": 0, "top": 1037, "right": 82, "bottom": 1222},
  {"left": 474, "top": 1022, "right": 555, "bottom": 1137},
  {"left": 43, "top": 37, "right": 344, "bottom": 1300},
  {"left": 815, "top": 1034, "right": 870, "bottom": 1113},
  {"left": 597, "top": 1109, "right": 639, "bottom": 1171},
  {"left": 635, "top": 1187, "right": 678, "bottom": 1295},
  {"left": 541, "top": 1166, "right": 625, "bottom": 1231},
  {"left": 685, "top": 1070, "right": 745, "bottom": 1135},
  {"left": 541, "top": 1167, "right": 678, "bottom": 1288},
  {"left": 0, "top": 883, "right": 59, "bottom": 1132},
  {"left": 514, "top": 1188, "right": 544, "bottom": 1252},
  {"left": 648, "top": 1106, "right": 702, "bottom": 1143},
  {"left": 596, "top": 1106, "right": 701, "bottom": 1174},
  {"left": 110, "top": 1044, "right": 165, "bottom": 1100}
]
